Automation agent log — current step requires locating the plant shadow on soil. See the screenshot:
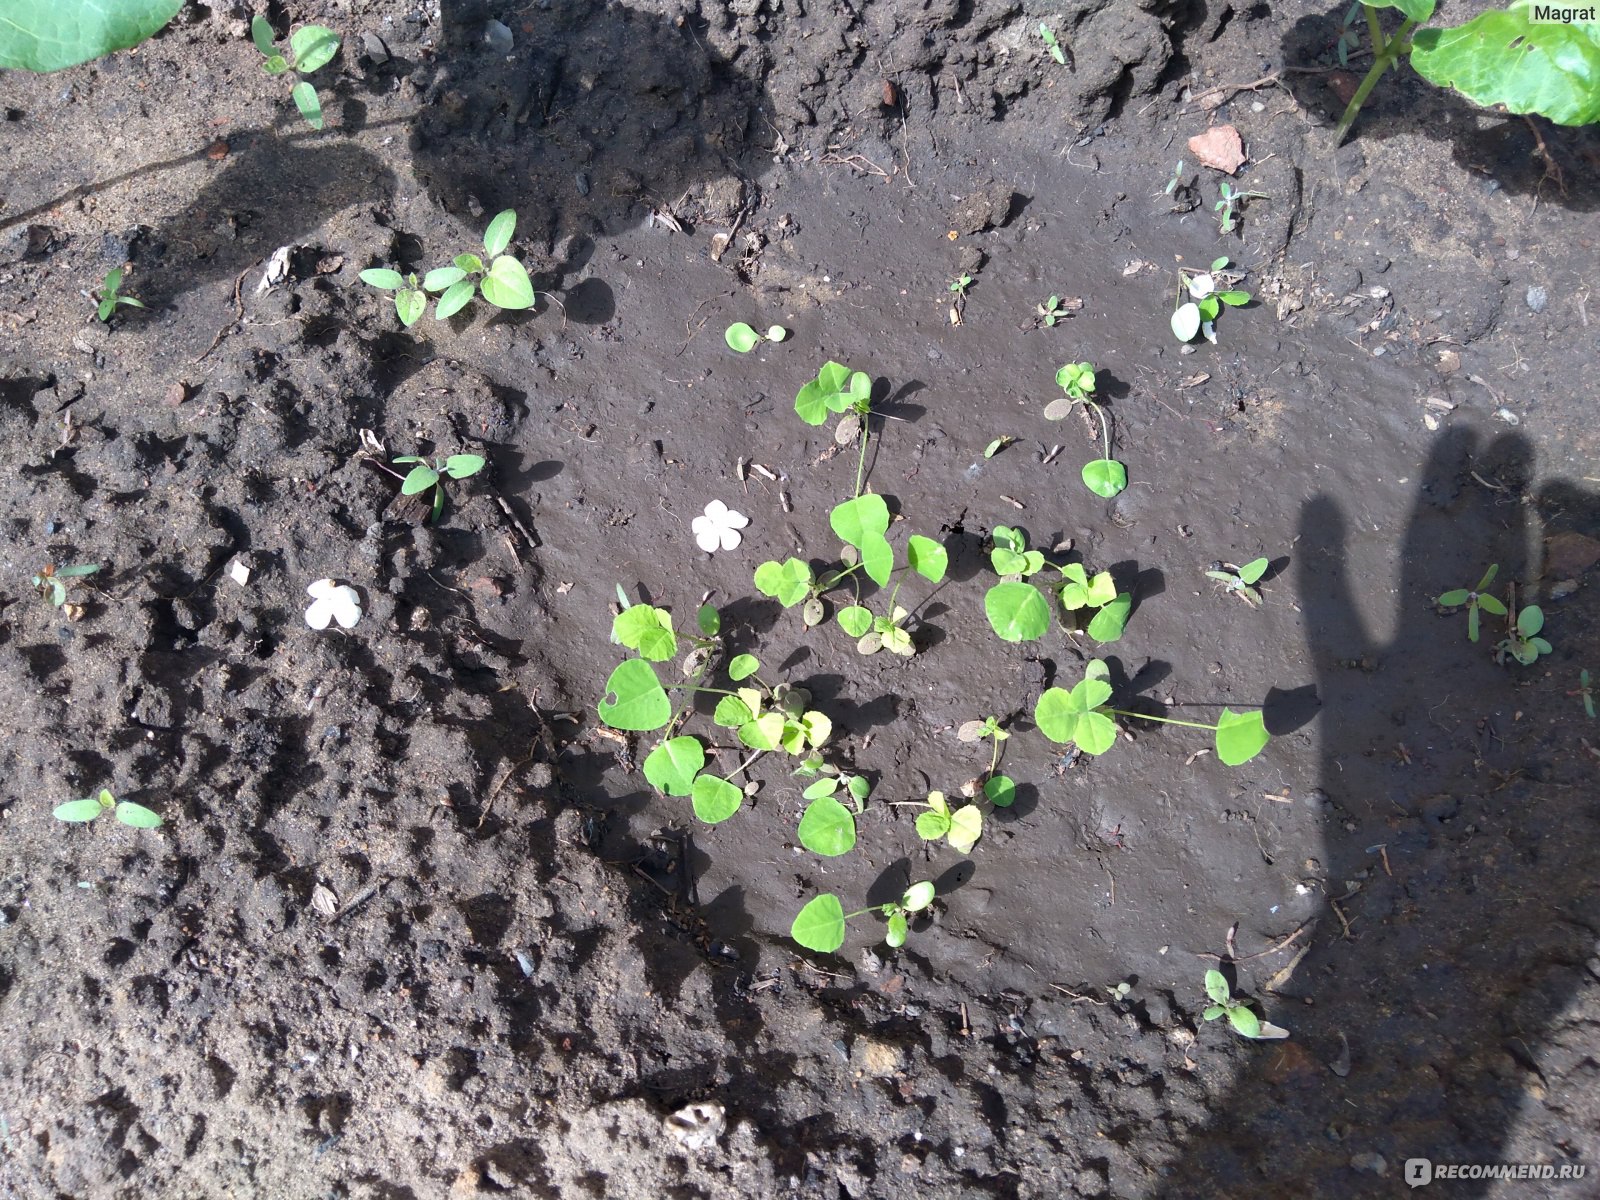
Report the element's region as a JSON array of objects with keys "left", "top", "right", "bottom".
[
  {"left": 1280, "top": 8, "right": 1600, "bottom": 209},
  {"left": 1156, "top": 426, "right": 1600, "bottom": 1195}
]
